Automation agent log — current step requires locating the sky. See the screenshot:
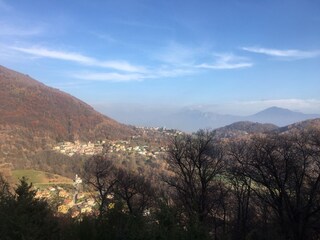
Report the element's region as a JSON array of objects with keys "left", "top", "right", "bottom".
[{"left": 1, "top": 0, "right": 320, "bottom": 122}]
